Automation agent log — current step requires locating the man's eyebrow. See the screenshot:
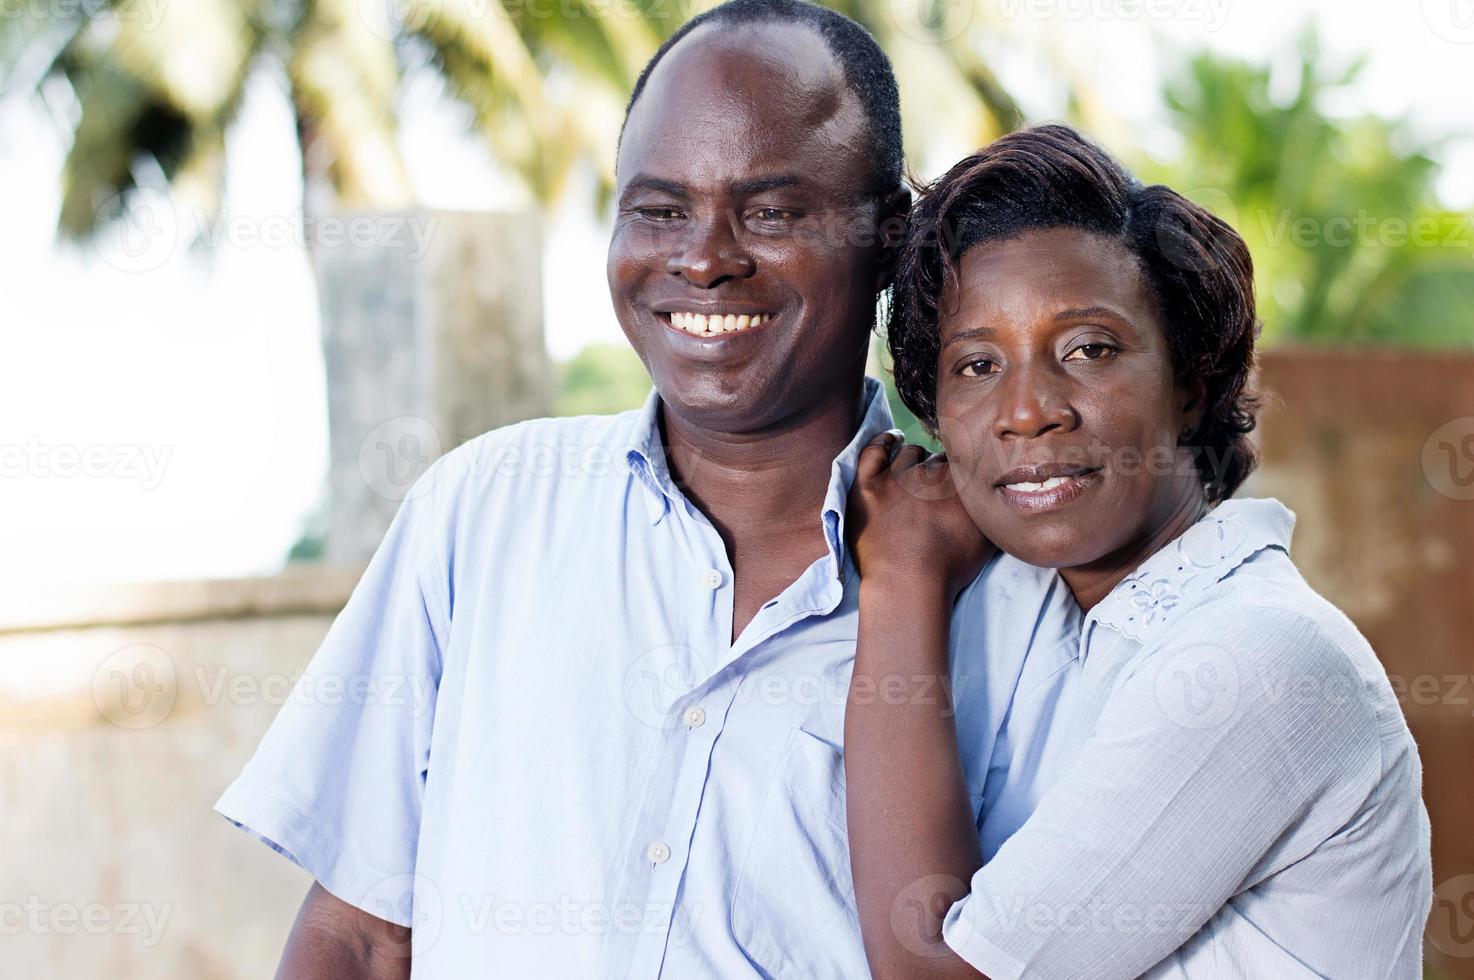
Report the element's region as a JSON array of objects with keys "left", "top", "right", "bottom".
[
  {"left": 941, "top": 326, "right": 995, "bottom": 351},
  {"left": 621, "top": 173, "right": 812, "bottom": 201},
  {"left": 622, "top": 175, "right": 689, "bottom": 198},
  {"left": 730, "top": 174, "right": 805, "bottom": 196}
]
